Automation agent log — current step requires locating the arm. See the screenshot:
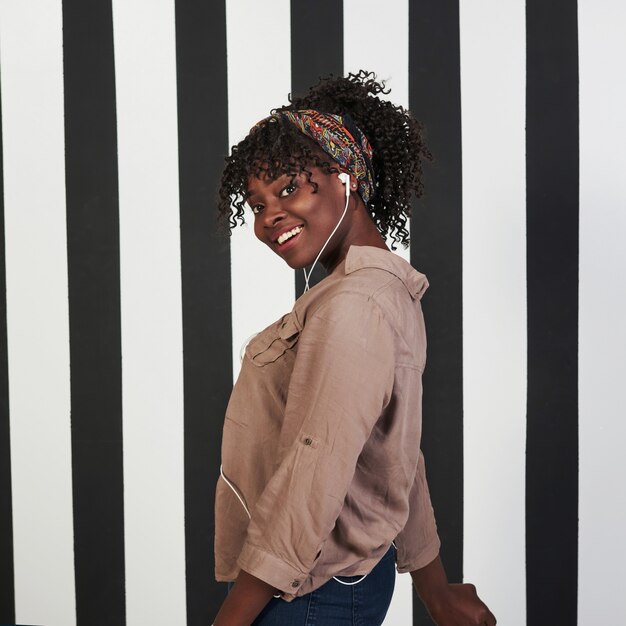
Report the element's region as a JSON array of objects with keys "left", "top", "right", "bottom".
[
  {"left": 396, "top": 454, "right": 496, "bottom": 625},
  {"left": 395, "top": 451, "right": 441, "bottom": 572},
  {"left": 410, "top": 556, "right": 497, "bottom": 626},
  {"left": 231, "top": 293, "right": 397, "bottom": 596},
  {"left": 213, "top": 570, "right": 276, "bottom": 626}
]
